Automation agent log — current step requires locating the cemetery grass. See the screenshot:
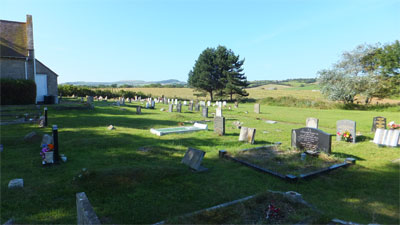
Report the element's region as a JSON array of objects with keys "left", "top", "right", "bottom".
[{"left": 1, "top": 100, "right": 399, "bottom": 224}]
